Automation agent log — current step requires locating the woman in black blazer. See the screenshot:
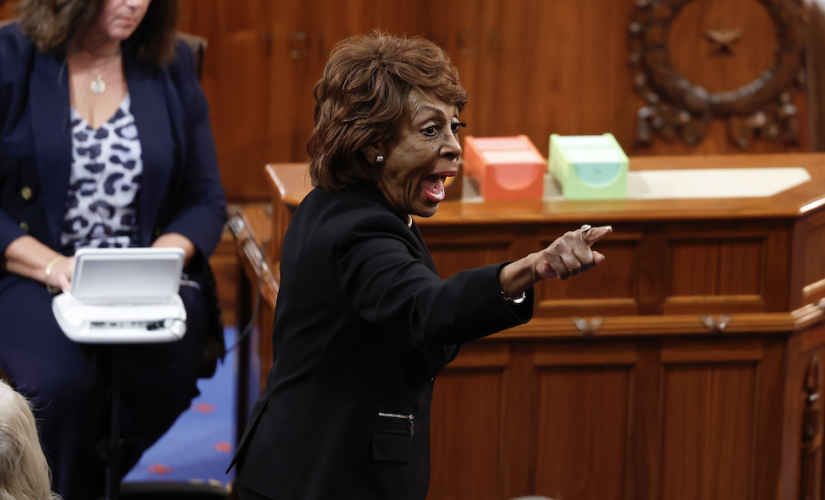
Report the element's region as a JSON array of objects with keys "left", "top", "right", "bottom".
[
  {"left": 231, "top": 32, "right": 610, "bottom": 500},
  {"left": 0, "top": 0, "right": 226, "bottom": 497}
]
